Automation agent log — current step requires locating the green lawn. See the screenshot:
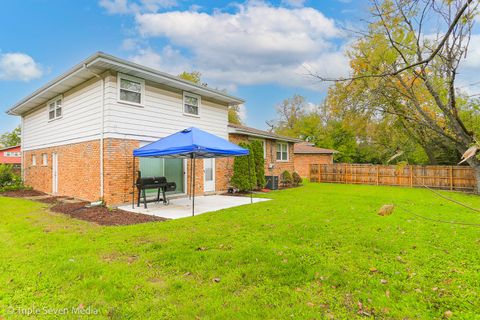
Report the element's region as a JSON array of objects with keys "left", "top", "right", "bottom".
[{"left": 1, "top": 183, "right": 480, "bottom": 319}]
